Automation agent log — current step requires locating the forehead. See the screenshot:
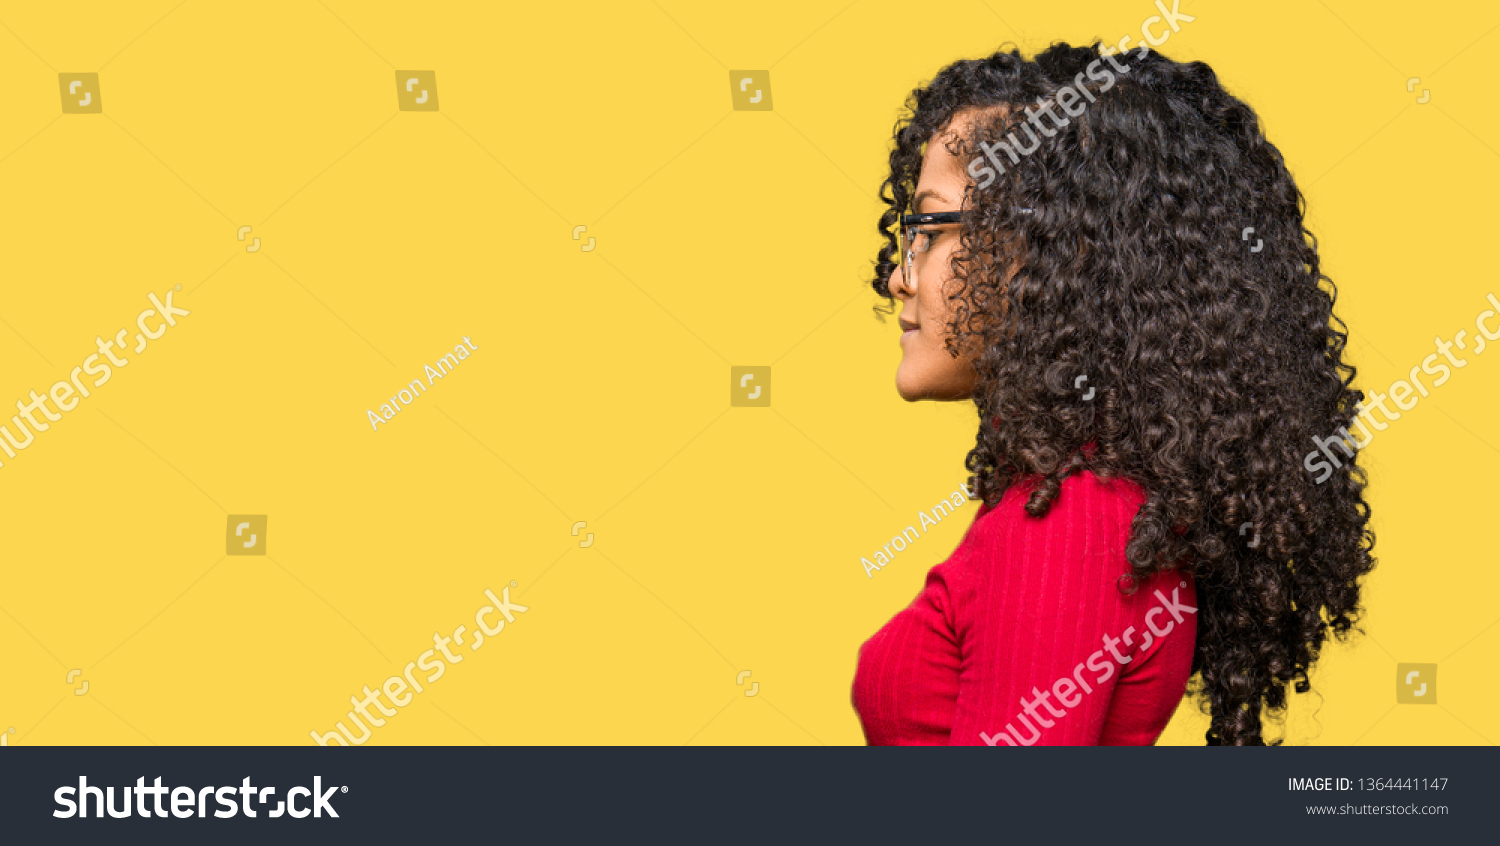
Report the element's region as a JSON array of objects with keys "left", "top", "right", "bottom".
[{"left": 914, "top": 126, "right": 970, "bottom": 210}]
